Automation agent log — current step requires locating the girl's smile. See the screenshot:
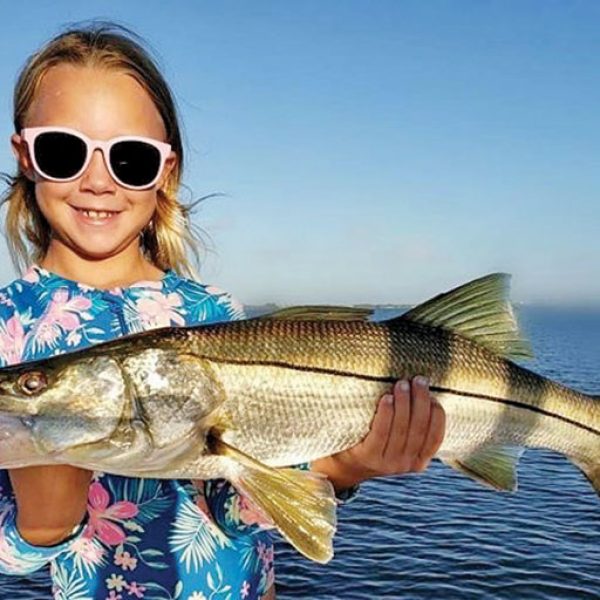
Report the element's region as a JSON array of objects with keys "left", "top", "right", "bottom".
[{"left": 70, "top": 205, "right": 122, "bottom": 226}]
